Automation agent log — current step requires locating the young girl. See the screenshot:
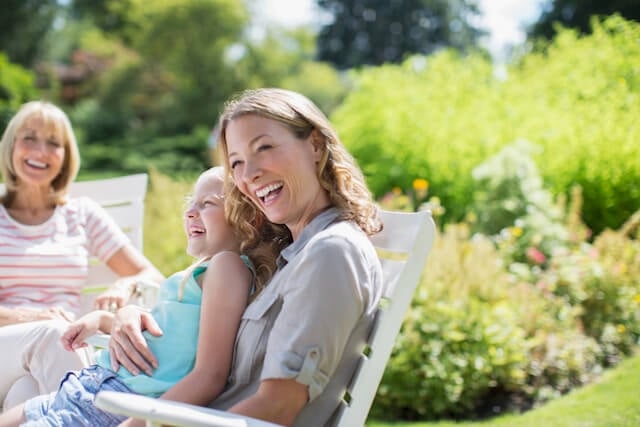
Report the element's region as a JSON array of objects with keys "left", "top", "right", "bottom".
[{"left": 0, "top": 166, "right": 268, "bottom": 427}]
